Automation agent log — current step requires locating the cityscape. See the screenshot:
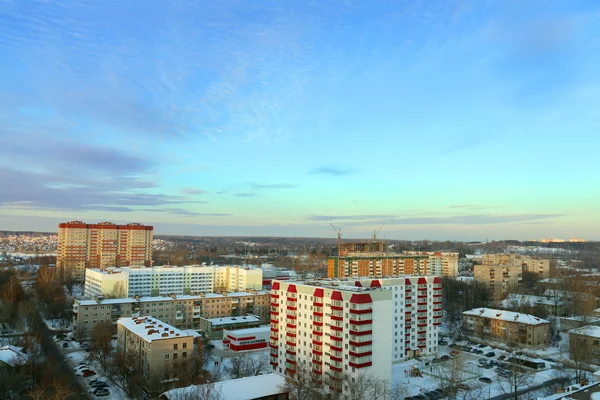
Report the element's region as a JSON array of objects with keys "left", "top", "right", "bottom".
[{"left": 2, "top": 1, "right": 600, "bottom": 400}]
